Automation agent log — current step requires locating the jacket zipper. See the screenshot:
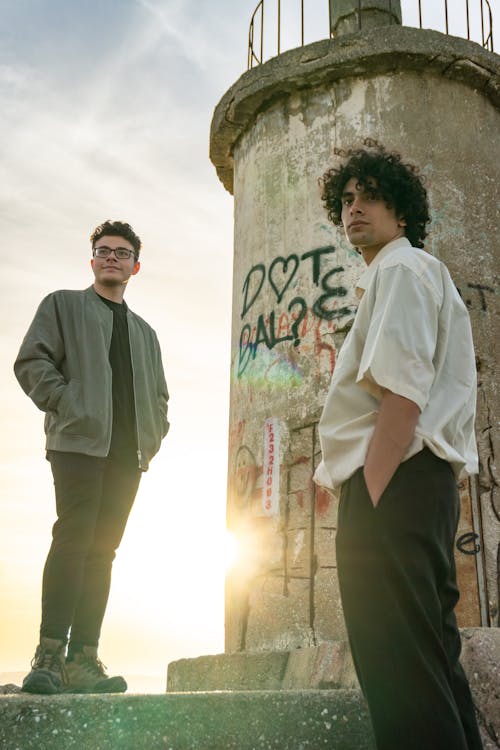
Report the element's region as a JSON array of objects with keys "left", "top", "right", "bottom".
[{"left": 127, "top": 314, "right": 142, "bottom": 470}]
